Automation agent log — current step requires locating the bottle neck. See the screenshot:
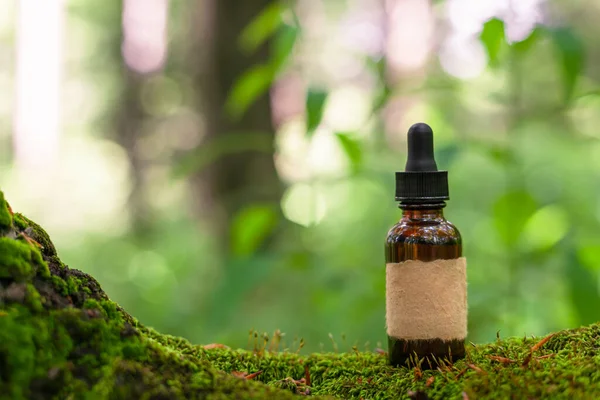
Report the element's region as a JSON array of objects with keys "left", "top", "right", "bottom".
[{"left": 399, "top": 202, "right": 446, "bottom": 220}]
